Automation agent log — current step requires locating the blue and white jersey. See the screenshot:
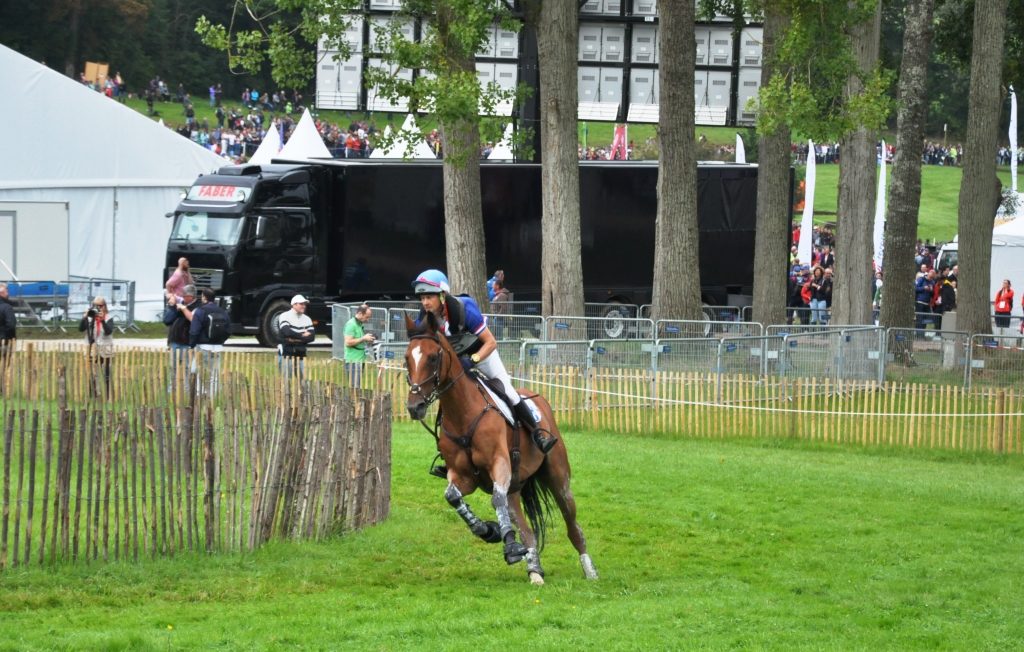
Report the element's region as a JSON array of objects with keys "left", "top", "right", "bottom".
[
  {"left": 455, "top": 295, "right": 487, "bottom": 336},
  {"left": 415, "top": 295, "right": 487, "bottom": 337}
]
